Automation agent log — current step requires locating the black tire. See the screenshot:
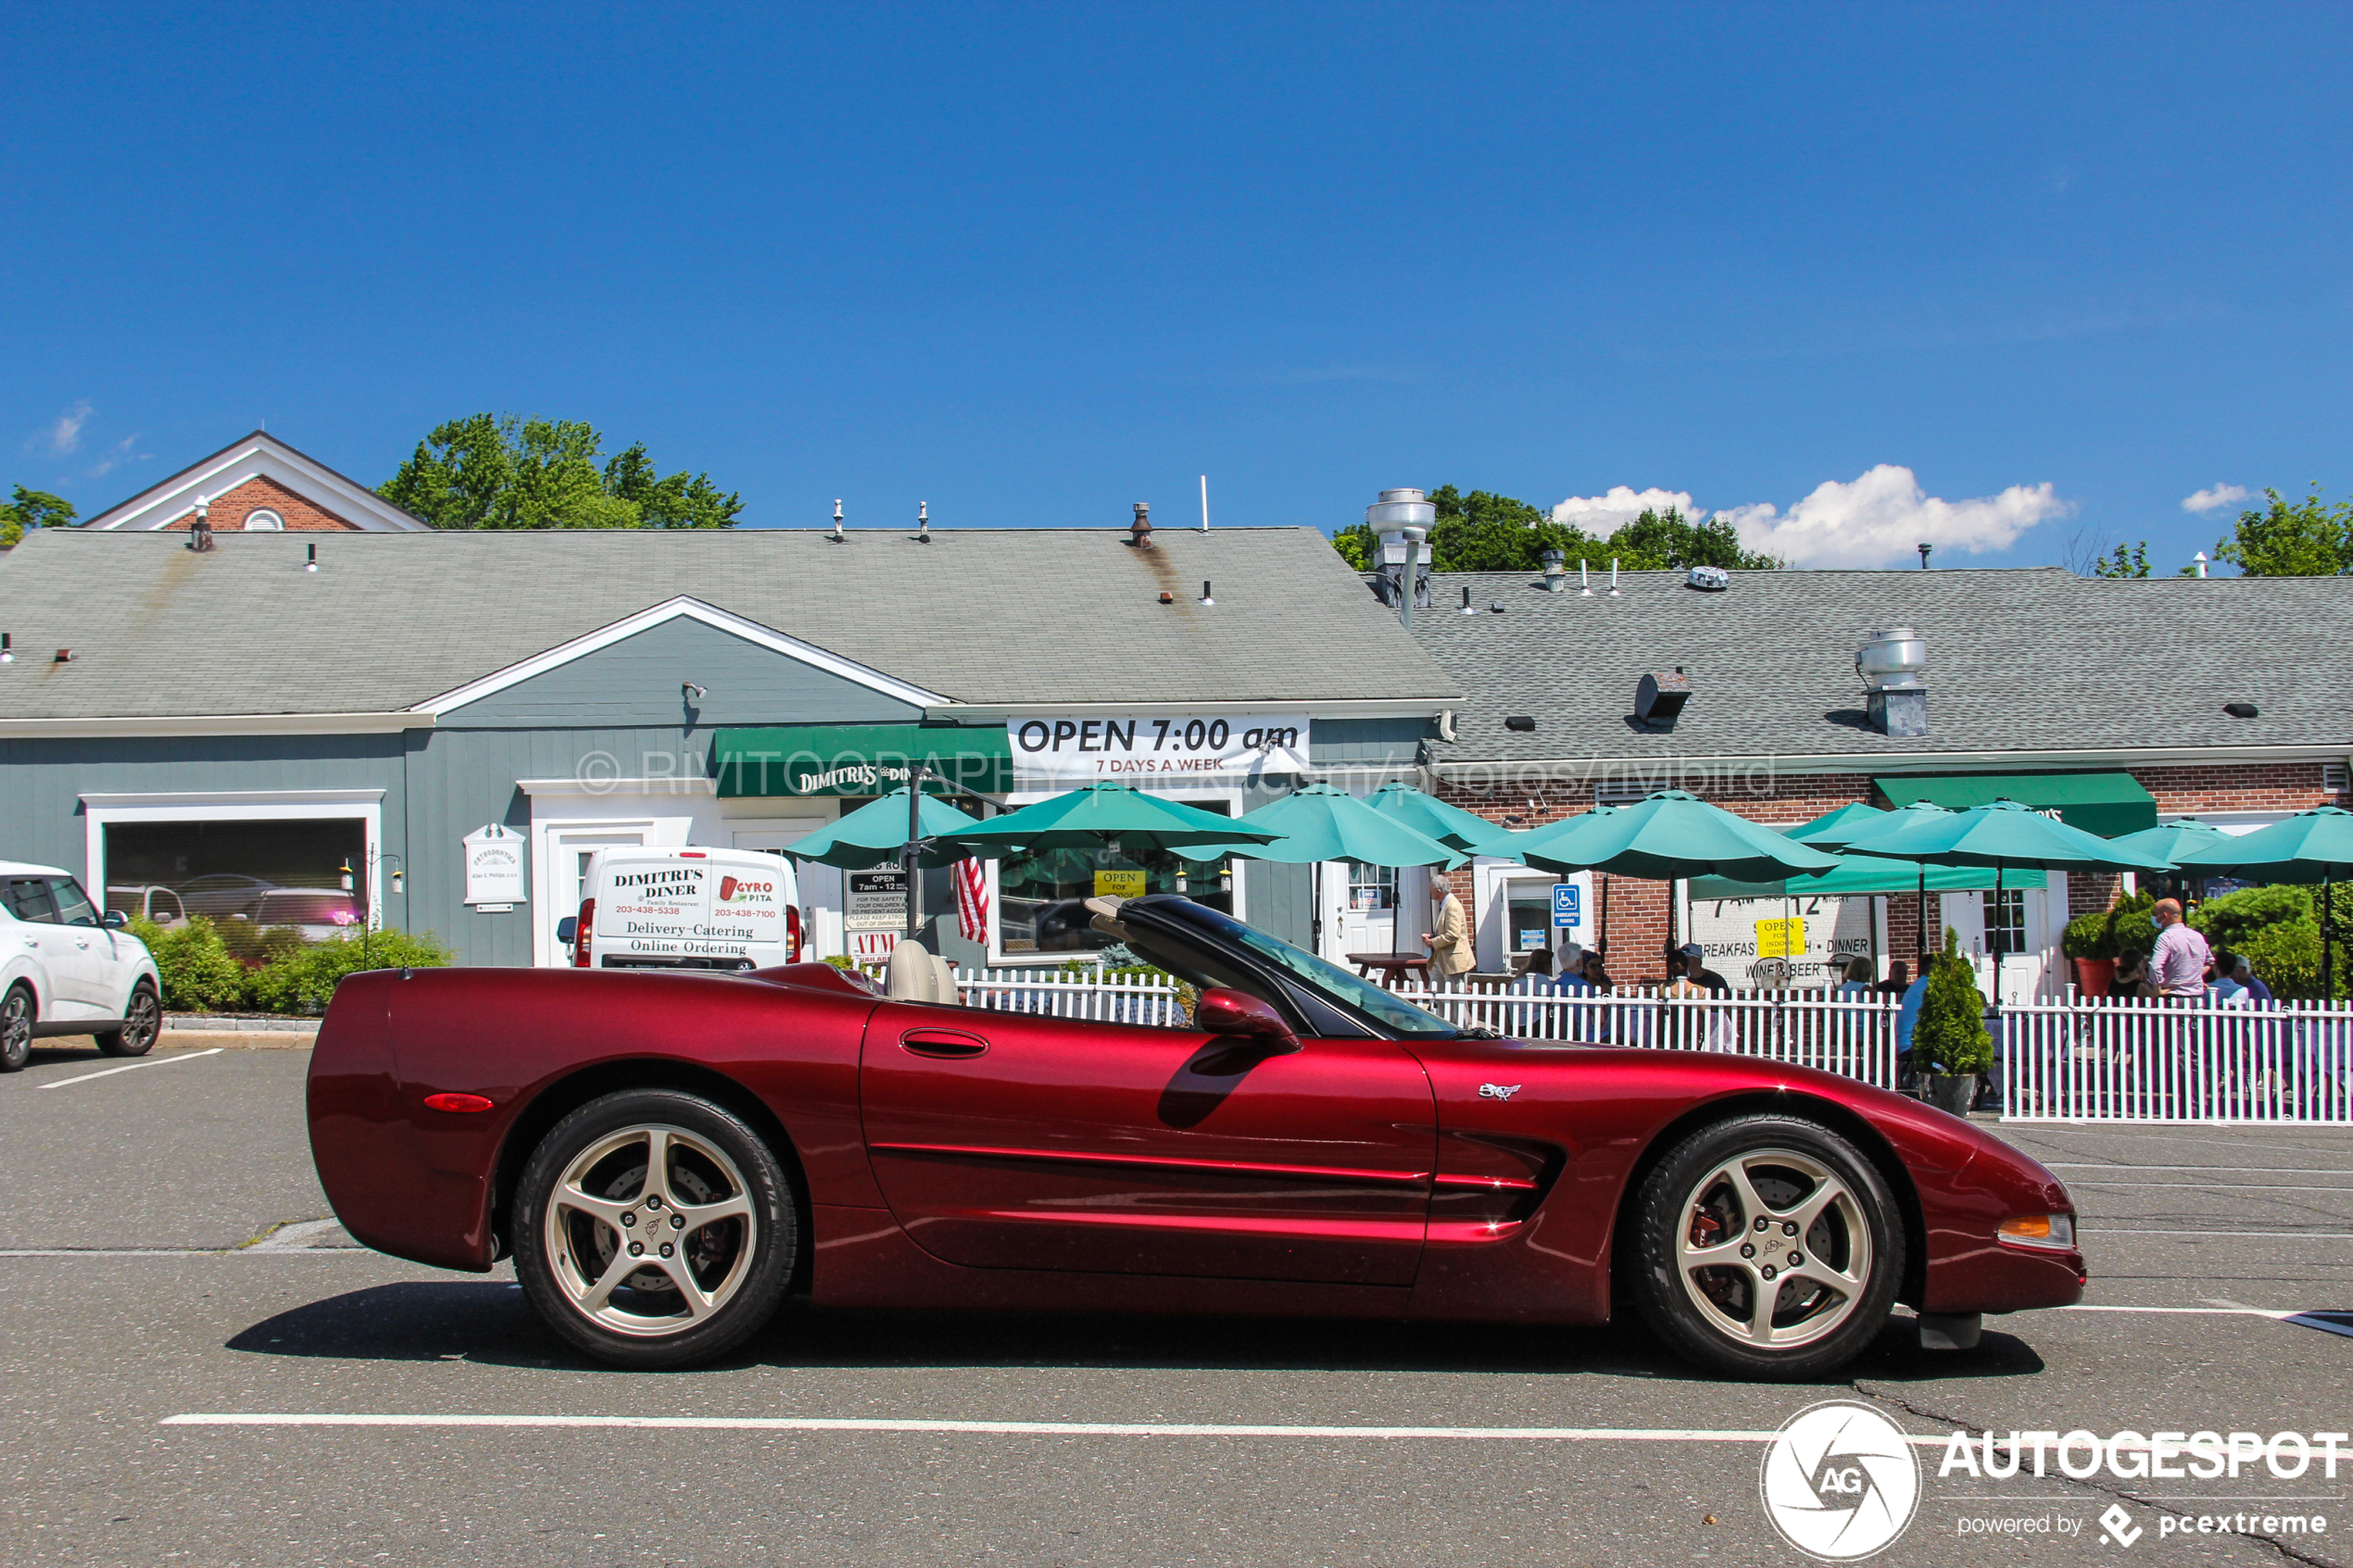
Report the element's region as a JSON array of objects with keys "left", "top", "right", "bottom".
[
  {"left": 512, "top": 1088, "right": 798, "bottom": 1370},
  {"left": 94, "top": 981, "right": 159, "bottom": 1058},
  {"left": 0, "top": 984, "right": 29, "bottom": 1073},
  {"left": 1627, "top": 1112, "right": 1903, "bottom": 1381}
]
